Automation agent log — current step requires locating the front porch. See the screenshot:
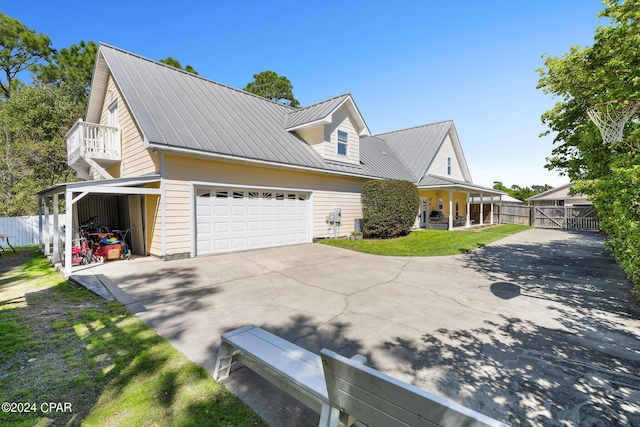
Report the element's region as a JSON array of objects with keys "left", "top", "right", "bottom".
[{"left": 416, "top": 175, "right": 505, "bottom": 230}]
